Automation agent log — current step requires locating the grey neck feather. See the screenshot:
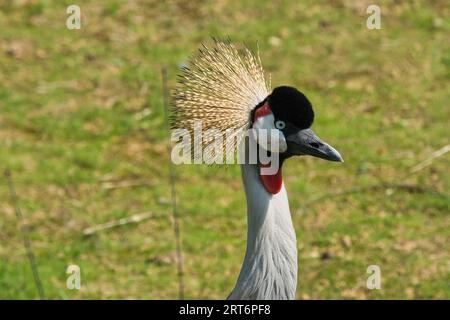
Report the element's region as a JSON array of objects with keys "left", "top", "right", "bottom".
[{"left": 228, "top": 163, "right": 298, "bottom": 300}]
